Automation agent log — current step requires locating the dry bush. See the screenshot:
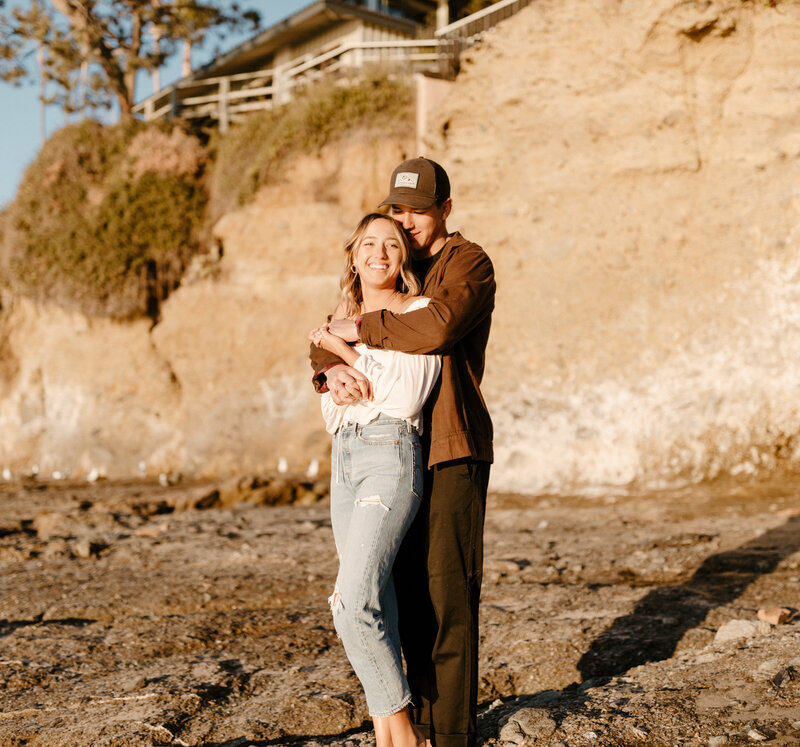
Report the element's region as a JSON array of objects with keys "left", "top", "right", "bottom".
[
  {"left": 126, "top": 127, "right": 208, "bottom": 180},
  {"left": 207, "top": 72, "right": 414, "bottom": 222},
  {"left": 2, "top": 120, "right": 207, "bottom": 320}
]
